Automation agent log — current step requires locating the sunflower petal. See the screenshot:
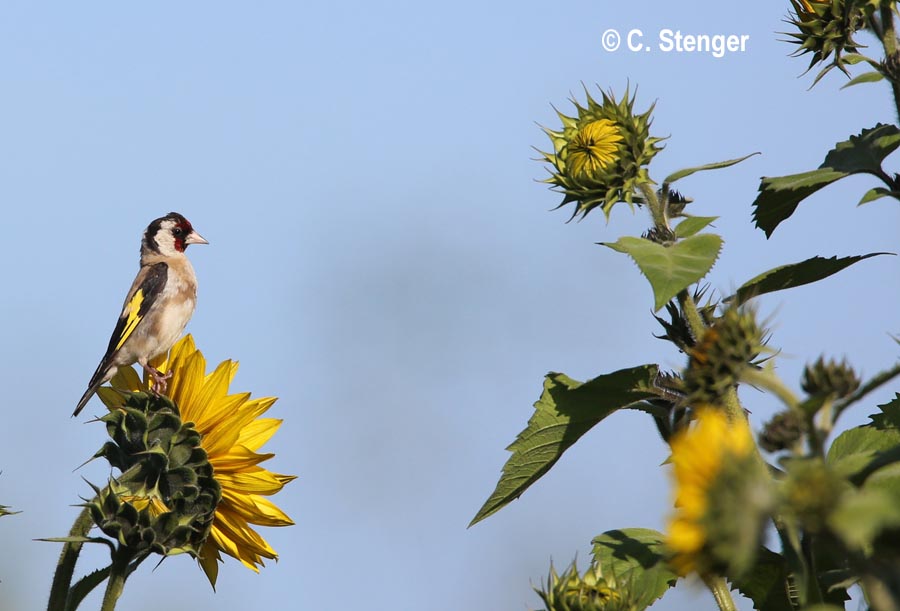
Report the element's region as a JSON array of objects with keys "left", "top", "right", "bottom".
[{"left": 238, "top": 418, "right": 283, "bottom": 451}]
